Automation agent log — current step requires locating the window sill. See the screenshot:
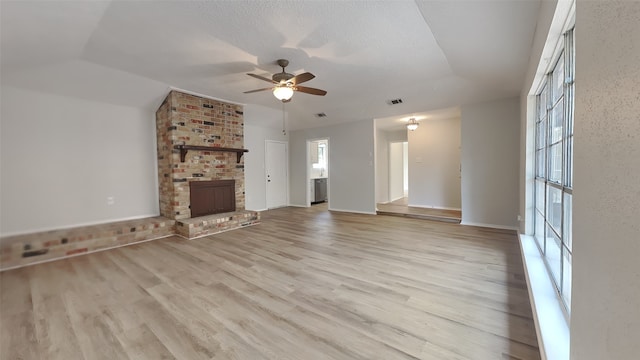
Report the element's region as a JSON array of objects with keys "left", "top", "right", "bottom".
[{"left": 518, "top": 234, "right": 570, "bottom": 360}]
